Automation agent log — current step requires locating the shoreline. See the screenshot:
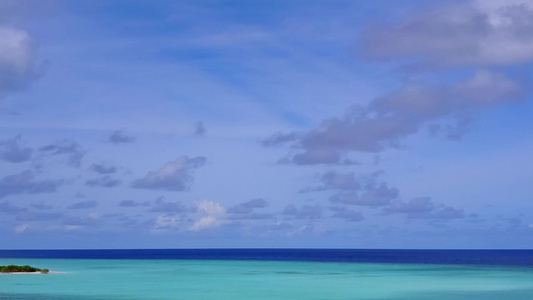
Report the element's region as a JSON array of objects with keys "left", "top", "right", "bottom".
[{"left": 0, "top": 271, "right": 65, "bottom": 275}]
